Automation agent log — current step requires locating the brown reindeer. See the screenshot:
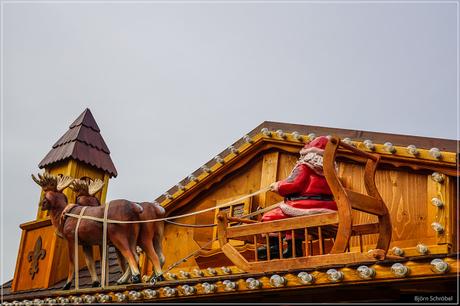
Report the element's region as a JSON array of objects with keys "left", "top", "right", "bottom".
[
  {"left": 69, "top": 178, "right": 104, "bottom": 207},
  {"left": 70, "top": 178, "right": 165, "bottom": 283},
  {"left": 32, "top": 173, "right": 143, "bottom": 289}
]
